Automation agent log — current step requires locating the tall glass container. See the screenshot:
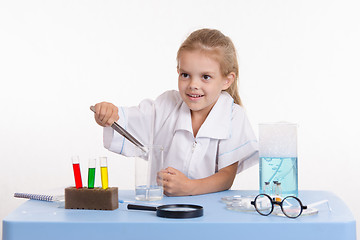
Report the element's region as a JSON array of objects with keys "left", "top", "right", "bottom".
[{"left": 259, "top": 122, "right": 298, "bottom": 197}]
